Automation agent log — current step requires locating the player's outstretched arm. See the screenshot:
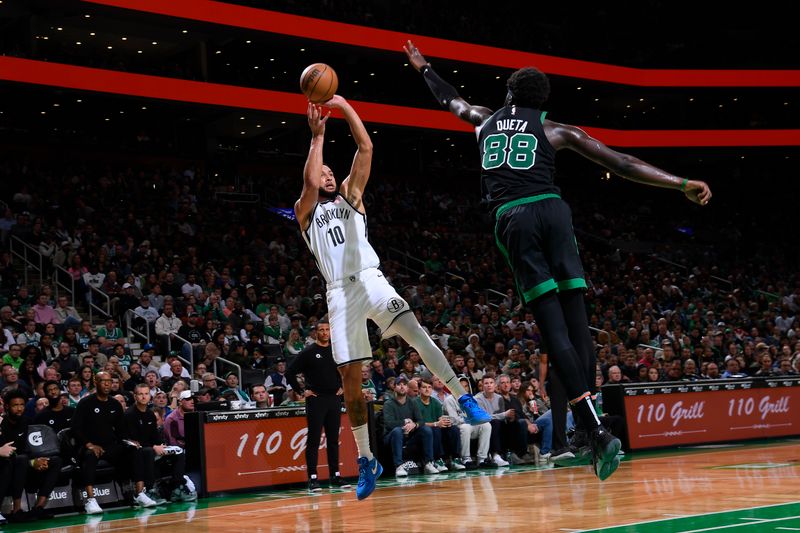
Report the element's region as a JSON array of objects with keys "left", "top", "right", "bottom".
[
  {"left": 324, "top": 95, "right": 372, "bottom": 211},
  {"left": 403, "top": 40, "right": 493, "bottom": 126},
  {"left": 296, "top": 102, "right": 330, "bottom": 229},
  {"left": 546, "top": 121, "right": 712, "bottom": 206}
]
